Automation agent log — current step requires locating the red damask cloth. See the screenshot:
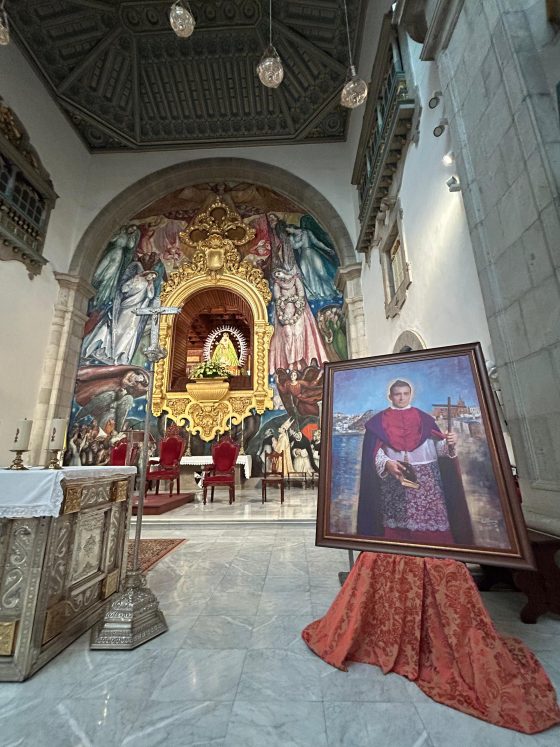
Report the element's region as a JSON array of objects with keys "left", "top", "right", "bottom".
[{"left": 302, "top": 552, "right": 560, "bottom": 734}]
